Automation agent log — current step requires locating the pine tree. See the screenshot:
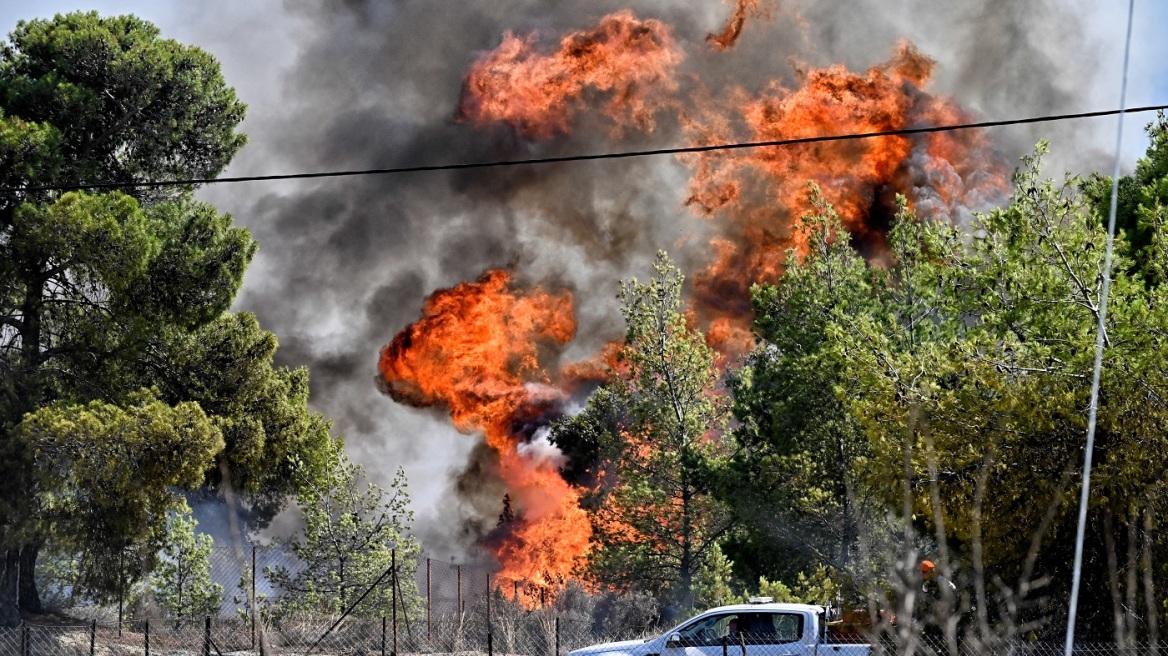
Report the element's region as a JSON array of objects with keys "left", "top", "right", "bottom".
[
  {"left": 150, "top": 501, "right": 223, "bottom": 619},
  {"left": 268, "top": 454, "right": 421, "bottom": 619}
]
